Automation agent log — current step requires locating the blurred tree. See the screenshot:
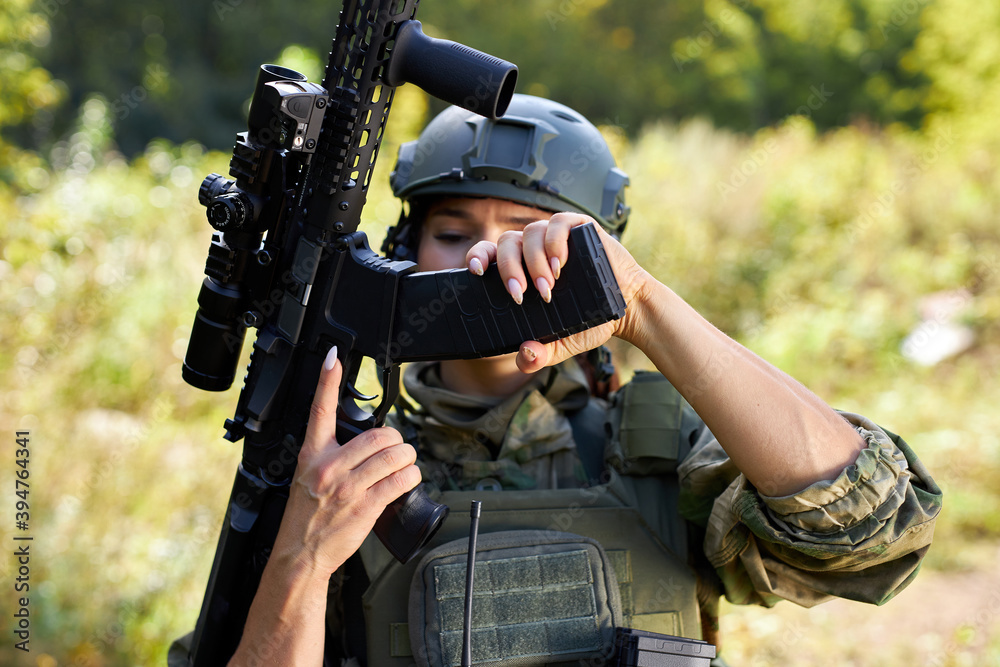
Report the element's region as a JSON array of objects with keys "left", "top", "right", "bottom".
[
  {"left": 0, "top": 0, "right": 64, "bottom": 184},
  {"left": 28, "top": 0, "right": 936, "bottom": 155},
  {"left": 907, "top": 0, "right": 1000, "bottom": 148},
  {"left": 40, "top": 0, "right": 347, "bottom": 154},
  {"left": 416, "top": 0, "right": 930, "bottom": 132}
]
